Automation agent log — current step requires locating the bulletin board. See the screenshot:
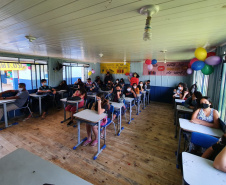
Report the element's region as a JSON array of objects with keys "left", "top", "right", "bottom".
[
  {"left": 143, "top": 62, "right": 189, "bottom": 76},
  {"left": 100, "top": 63, "right": 130, "bottom": 74}
]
